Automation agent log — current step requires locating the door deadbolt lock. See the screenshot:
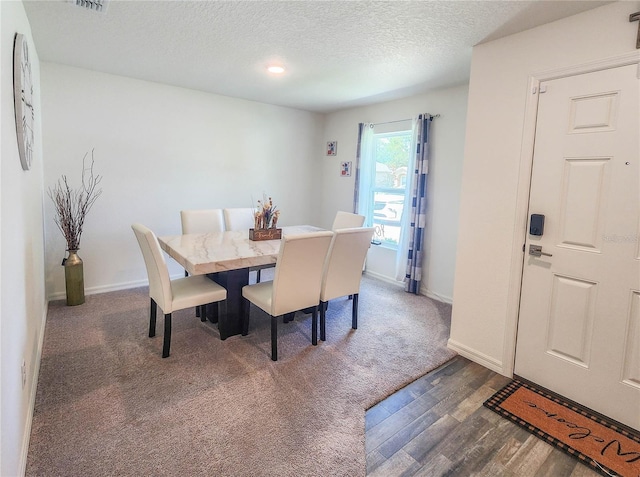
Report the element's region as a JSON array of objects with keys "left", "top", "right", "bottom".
[{"left": 529, "top": 244, "right": 552, "bottom": 257}]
